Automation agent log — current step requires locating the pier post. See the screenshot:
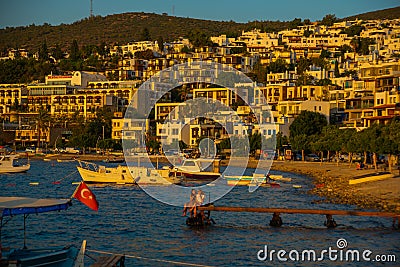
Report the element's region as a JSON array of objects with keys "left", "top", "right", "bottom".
[
  {"left": 393, "top": 217, "right": 400, "bottom": 230},
  {"left": 269, "top": 212, "right": 282, "bottom": 227},
  {"left": 324, "top": 214, "right": 337, "bottom": 228}
]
